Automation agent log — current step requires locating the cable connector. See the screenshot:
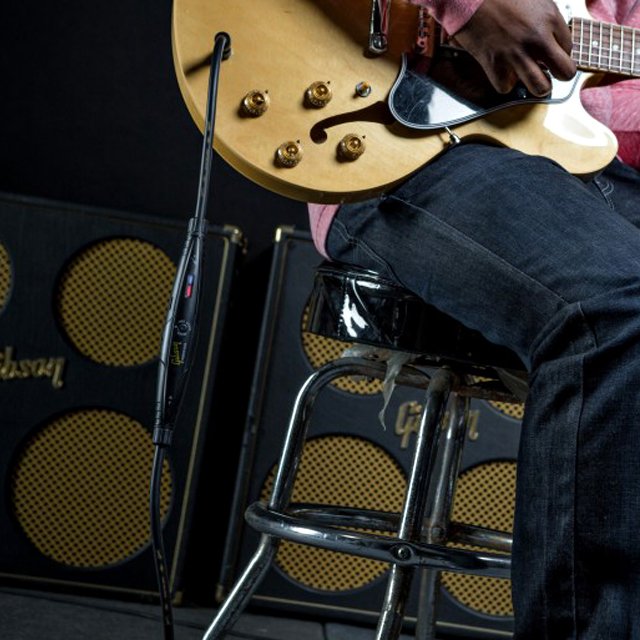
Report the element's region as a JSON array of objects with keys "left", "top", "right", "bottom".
[
  {"left": 216, "top": 31, "right": 232, "bottom": 60},
  {"left": 153, "top": 427, "right": 174, "bottom": 447}
]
